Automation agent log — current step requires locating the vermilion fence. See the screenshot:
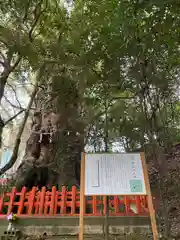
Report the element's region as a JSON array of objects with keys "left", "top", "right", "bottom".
[{"left": 0, "top": 186, "right": 149, "bottom": 217}]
